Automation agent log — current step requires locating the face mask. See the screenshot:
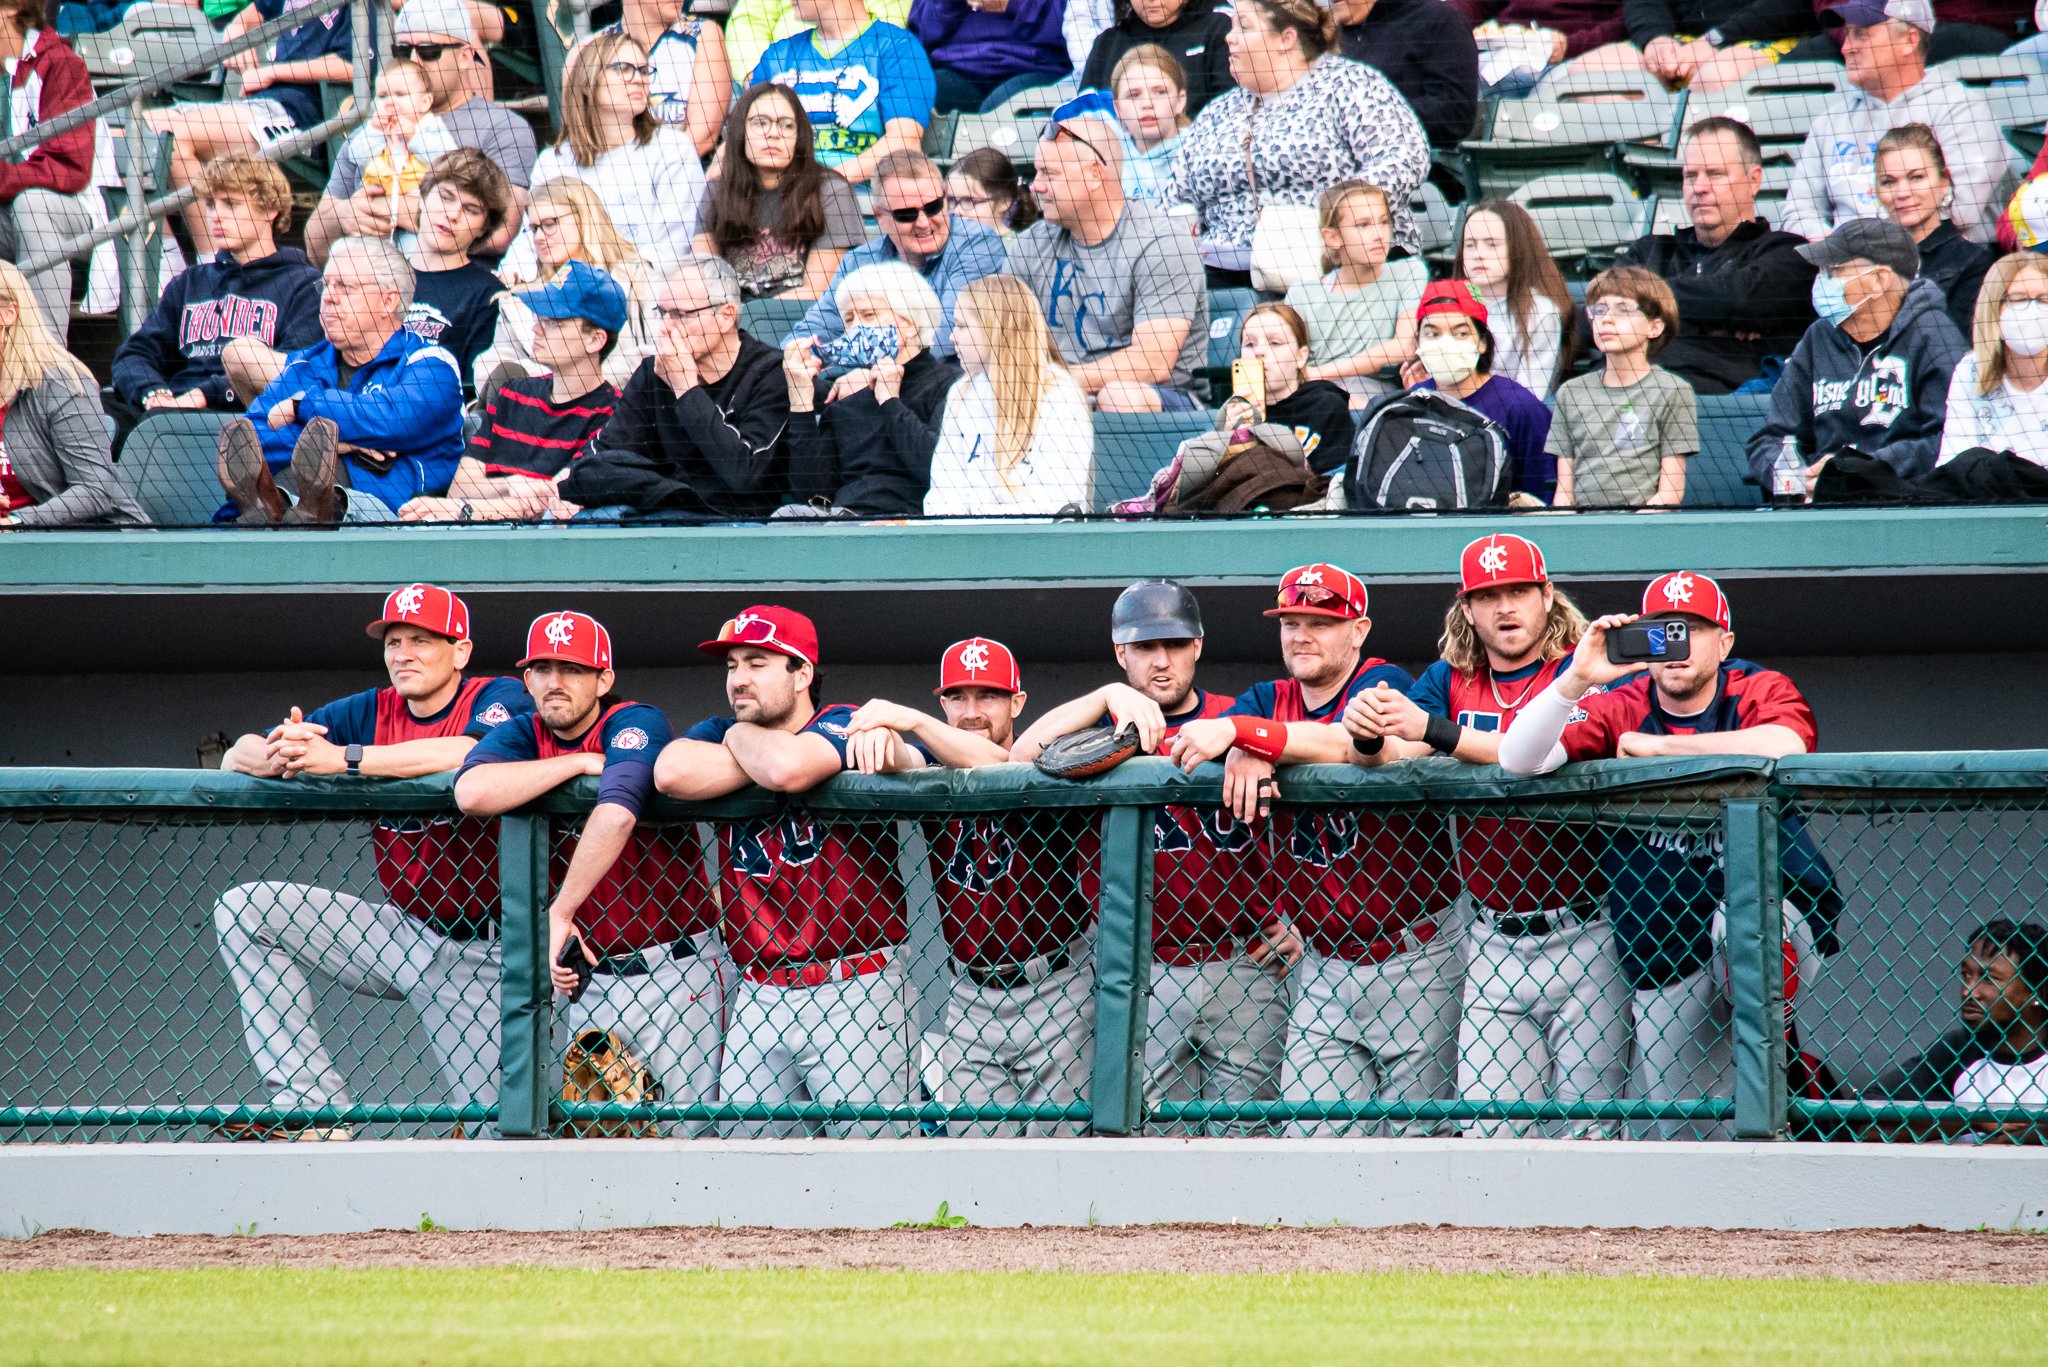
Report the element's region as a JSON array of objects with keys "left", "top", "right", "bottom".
[
  {"left": 814, "top": 323, "right": 900, "bottom": 370},
  {"left": 1416, "top": 335, "right": 1480, "bottom": 386},
  {"left": 1812, "top": 273, "right": 1866, "bottom": 329},
  {"left": 2002, "top": 300, "right": 2048, "bottom": 357}
]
